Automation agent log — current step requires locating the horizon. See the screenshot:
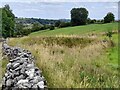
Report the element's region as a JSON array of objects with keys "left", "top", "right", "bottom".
[{"left": 1, "top": 2, "right": 118, "bottom": 20}]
